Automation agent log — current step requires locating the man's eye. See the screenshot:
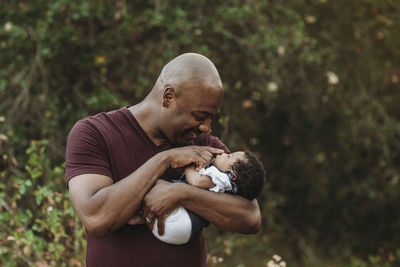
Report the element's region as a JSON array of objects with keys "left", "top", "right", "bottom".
[{"left": 194, "top": 115, "right": 207, "bottom": 121}]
